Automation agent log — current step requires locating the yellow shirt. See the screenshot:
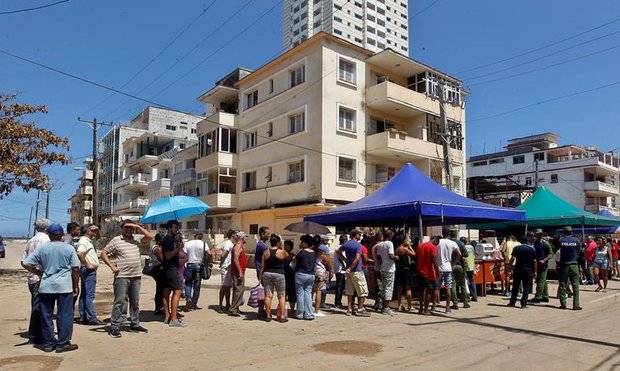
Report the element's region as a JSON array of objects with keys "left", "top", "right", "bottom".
[{"left": 503, "top": 240, "right": 519, "bottom": 264}]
